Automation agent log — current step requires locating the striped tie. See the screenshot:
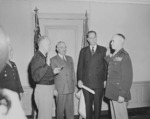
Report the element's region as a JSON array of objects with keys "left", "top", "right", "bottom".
[{"left": 91, "top": 47, "right": 94, "bottom": 55}]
